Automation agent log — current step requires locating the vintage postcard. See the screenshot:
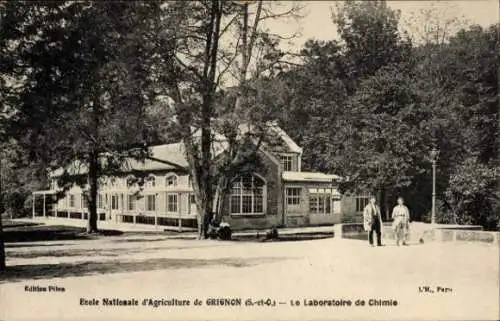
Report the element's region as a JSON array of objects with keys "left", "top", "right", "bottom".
[{"left": 0, "top": 1, "right": 499, "bottom": 320}]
